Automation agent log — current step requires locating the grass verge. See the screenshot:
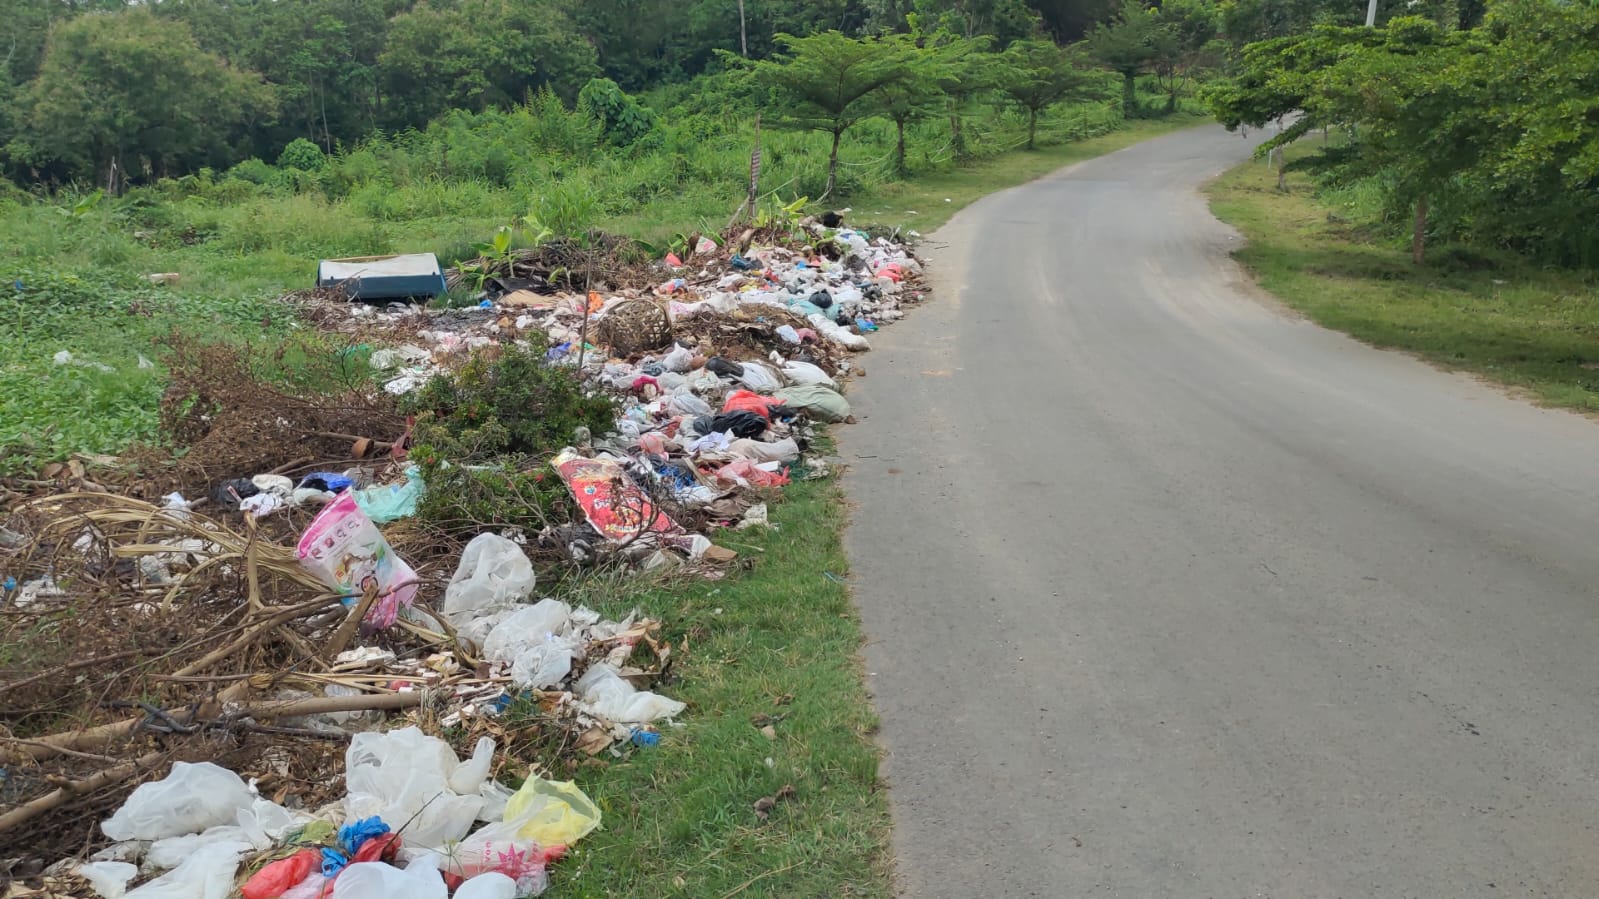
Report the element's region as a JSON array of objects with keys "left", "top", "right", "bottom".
[
  {"left": 1207, "top": 148, "right": 1599, "bottom": 412},
  {"left": 544, "top": 477, "right": 887, "bottom": 898}
]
